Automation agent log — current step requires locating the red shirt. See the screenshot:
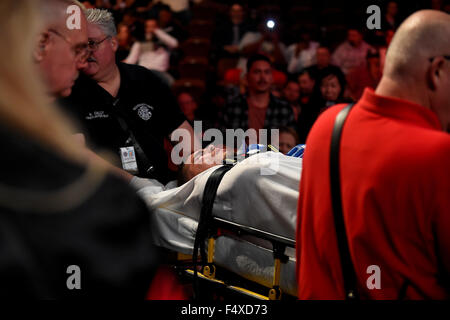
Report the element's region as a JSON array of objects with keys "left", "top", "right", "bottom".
[{"left": 297, "top": 88, "right": 450, "bottom": 299}]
